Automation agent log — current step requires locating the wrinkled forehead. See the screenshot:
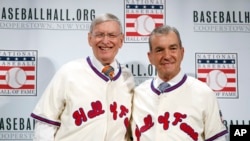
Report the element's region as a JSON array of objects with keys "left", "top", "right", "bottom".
[
  {"left": 90, "top": 20, "right": 122, "bottom": 33},
  {"left": 92, "top": 21, "right": 121, "bottom": 32}
]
